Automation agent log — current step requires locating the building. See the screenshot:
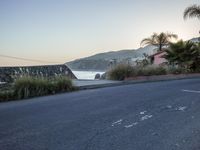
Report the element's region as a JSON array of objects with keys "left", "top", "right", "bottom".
[{"left": 149, "top": 50, "right": 167, "bottom": 65}]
